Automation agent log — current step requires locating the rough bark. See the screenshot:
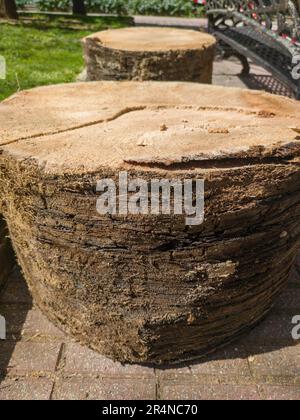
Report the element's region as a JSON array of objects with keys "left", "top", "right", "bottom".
[
  {"left": 72, "top": 0, "right": 86, "bottom": 15},
  {"left": 0, "top": 82, "right": 300, "bottom": 365},
  {"left": 0, "top": 0, "right": 18, "bottom": 19},
  {"left": 82, "top": 27, "right": 216, "bottom": 83}
]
